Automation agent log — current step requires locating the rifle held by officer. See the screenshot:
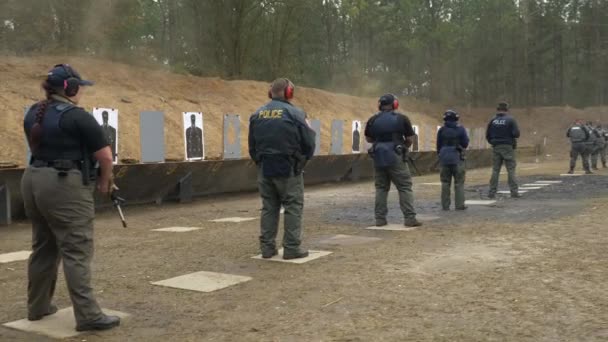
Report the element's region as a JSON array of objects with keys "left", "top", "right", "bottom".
[{"left": 111, "top": 186, "right": 127, "bottom": 228}]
